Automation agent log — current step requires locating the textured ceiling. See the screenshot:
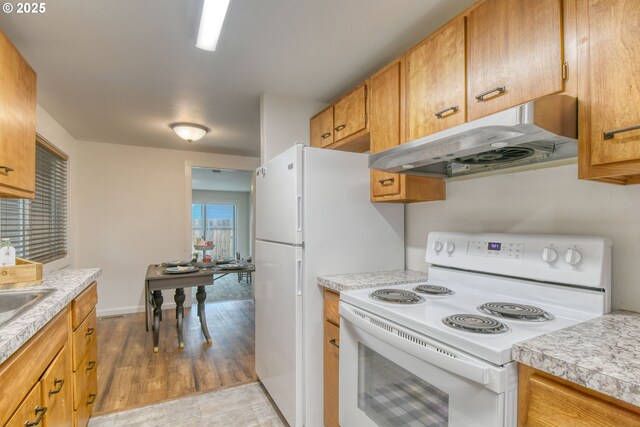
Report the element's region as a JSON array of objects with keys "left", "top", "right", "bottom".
[{"left": 0, "top": 0, "right": 475, "bottom": 157}]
